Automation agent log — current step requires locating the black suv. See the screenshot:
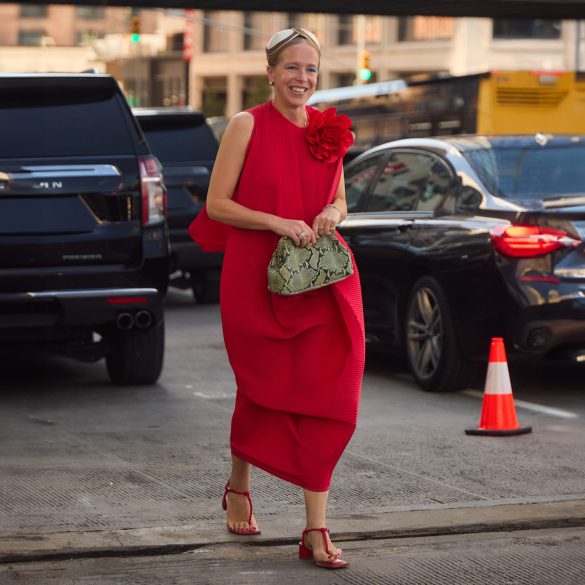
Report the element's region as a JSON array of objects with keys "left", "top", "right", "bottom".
[
  {"left": 0, "top": 74, "right": 169, "bottom": 385},
  {"left": 133, "top": 108, "right": 221, "bottom": 302}
]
